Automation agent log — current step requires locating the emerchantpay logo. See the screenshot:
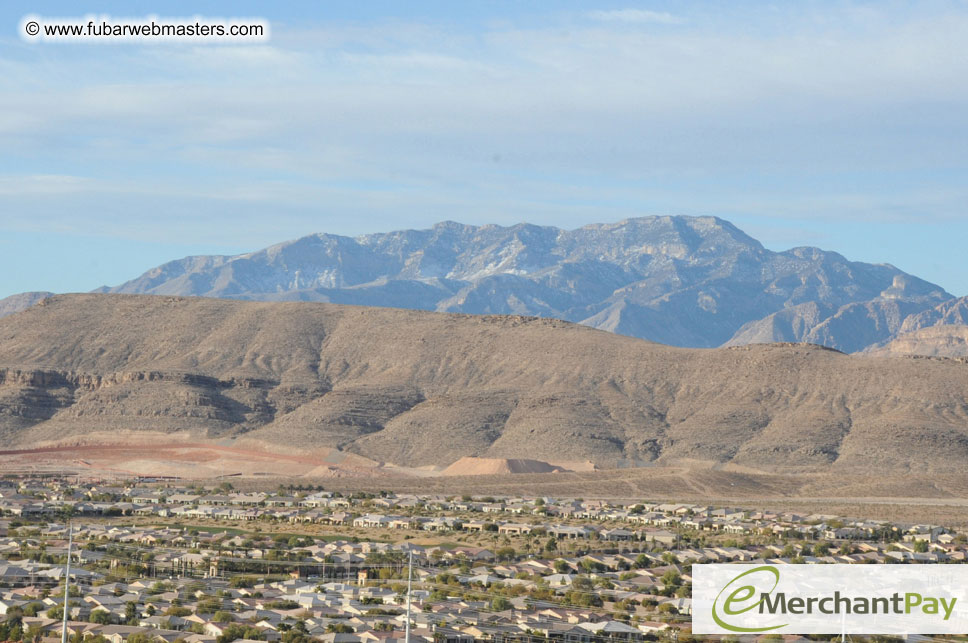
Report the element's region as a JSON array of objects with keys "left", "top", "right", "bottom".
[{"left": 694, "top": 564, "right": 968, "bottom": 635}]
